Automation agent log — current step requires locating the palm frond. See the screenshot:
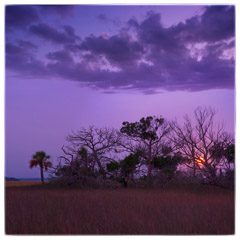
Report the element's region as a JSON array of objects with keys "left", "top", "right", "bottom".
[{"left": 29, "top": 160, "right": 38, "bottom": 168}]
